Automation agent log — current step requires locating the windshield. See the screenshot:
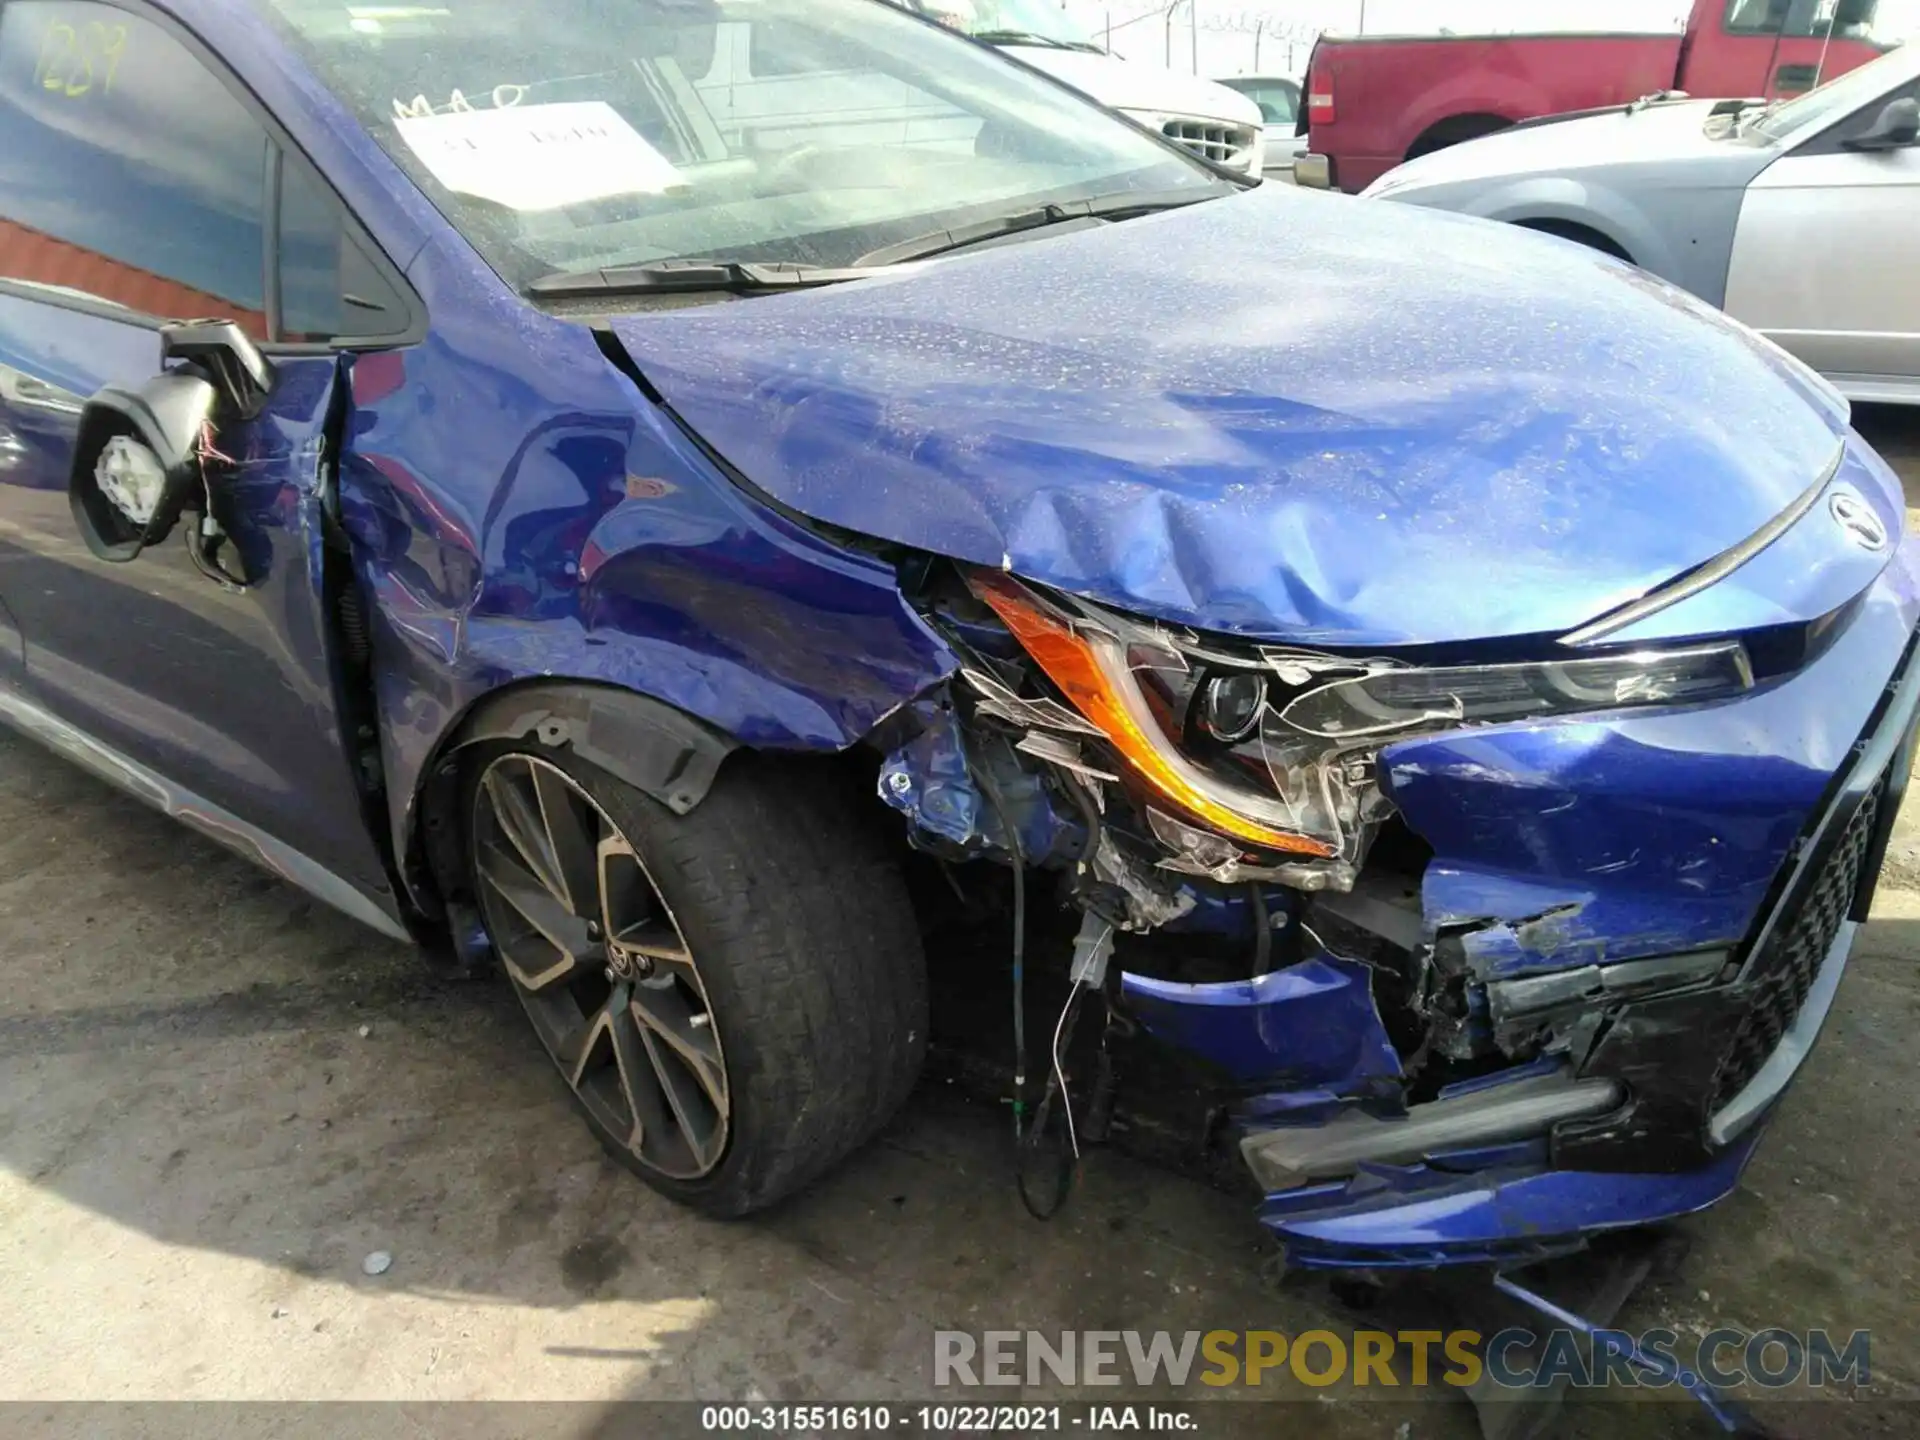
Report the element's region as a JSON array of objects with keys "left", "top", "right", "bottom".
[
  {"left": 261, "top": 0, "right": 1211, "bottom": 291},
  {"left": 1752, "top": 34, "right": 1919, "bottom": 137},
  {"left": 897, "top": 0, "right": 1101, "bottom": 49}
]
